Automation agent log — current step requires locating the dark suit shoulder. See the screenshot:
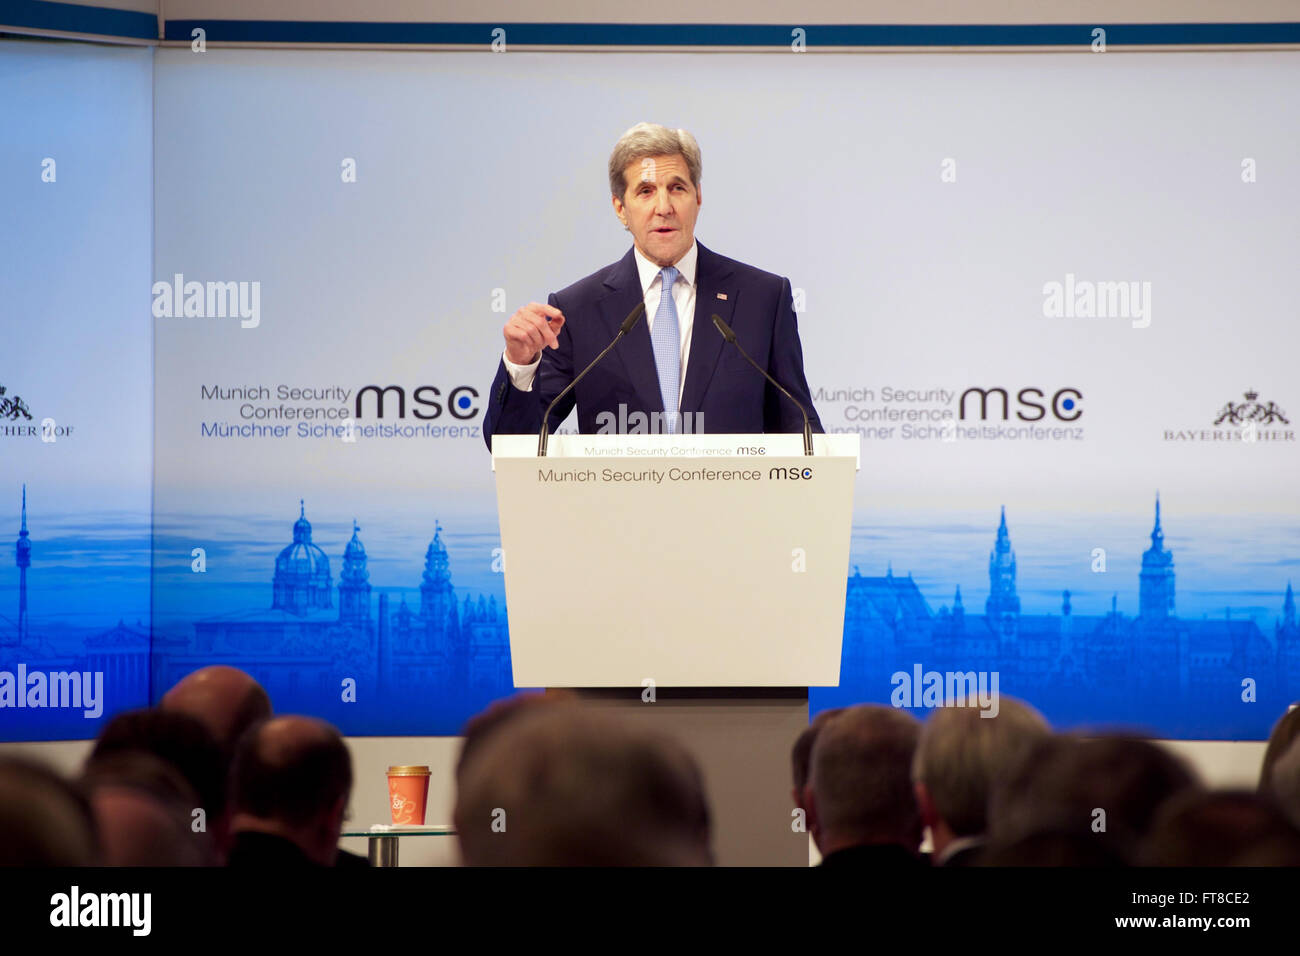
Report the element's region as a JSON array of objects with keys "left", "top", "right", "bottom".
[
  {"left": 551, "top": 251, "right": 634, "bottom": 304},
  {"left": 699, "top": 244, "right": 788, "bottom": 290}
]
